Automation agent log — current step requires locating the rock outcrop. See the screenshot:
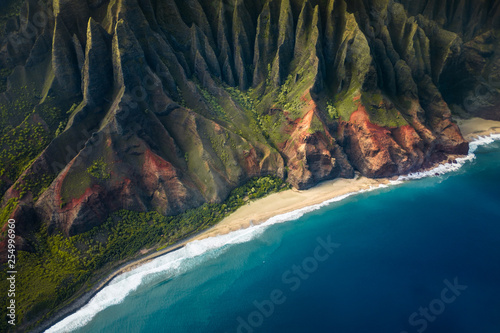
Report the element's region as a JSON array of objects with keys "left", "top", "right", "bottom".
[
  {"left": 3, "top": 0, "right": 500, "bottom": 329},
  {"left": 1, "top": 0, "right": 499, "bottom": 258}
]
